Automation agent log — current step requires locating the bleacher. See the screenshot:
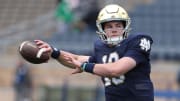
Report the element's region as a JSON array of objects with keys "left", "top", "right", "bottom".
[
  {"left": 129, "top": 0, "right": 180, "bottom": 60},
  {"left": 1, "top": 0, "right": 179, "bottom": 60},
  {"left": 45, "top": 0, "right": 180, "bottom": 60},
  {"left": 0, "top": 0, "right": 57, "bottom": 54},
  {"left": 0, "top": 0, "right": 56, "bottom": 29}
]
